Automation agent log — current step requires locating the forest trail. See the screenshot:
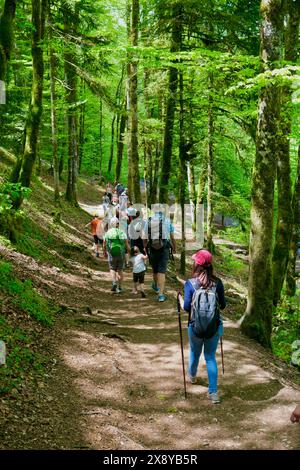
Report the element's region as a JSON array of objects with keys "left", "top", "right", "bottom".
[{"left": 1, "top": 204, "right": 300, "bottom": 450}]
